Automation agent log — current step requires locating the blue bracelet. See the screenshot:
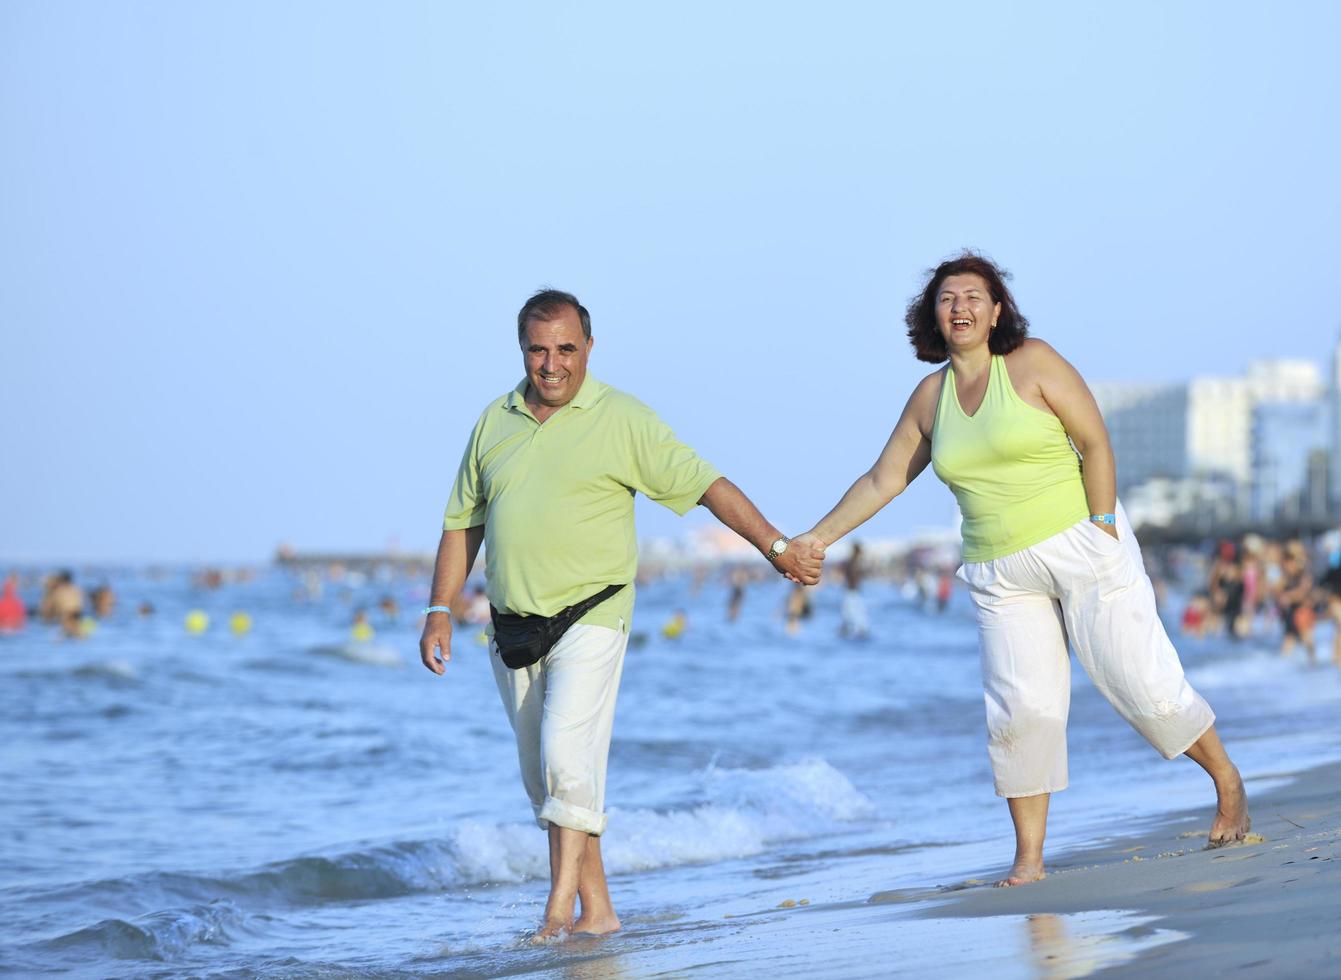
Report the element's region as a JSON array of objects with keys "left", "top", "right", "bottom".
[
  {"left": 423, "top": 605, "right": 452, "bottom": 615},
  {"left": 1089, "top": 513, "right": 1116, "bottom": 526}
]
